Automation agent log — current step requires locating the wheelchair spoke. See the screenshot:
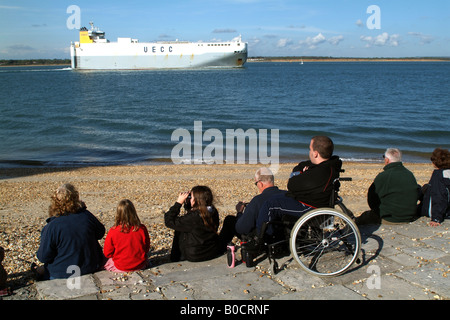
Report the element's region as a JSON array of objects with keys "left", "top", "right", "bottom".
[{"left": 309, "top": 247, "right": 326, "bottom": 271}]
